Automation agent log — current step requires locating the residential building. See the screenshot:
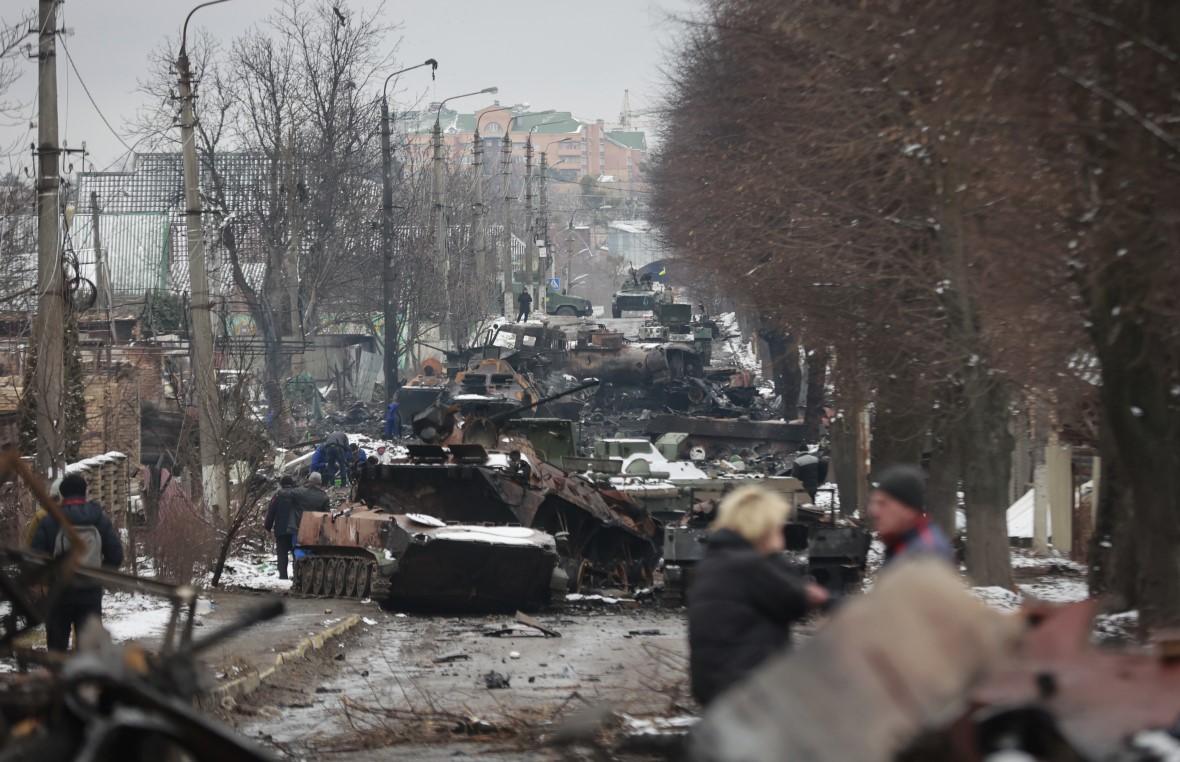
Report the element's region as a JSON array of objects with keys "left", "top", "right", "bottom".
[{"left": 402, "top": 103, "right": 649, "bottom": 196}]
